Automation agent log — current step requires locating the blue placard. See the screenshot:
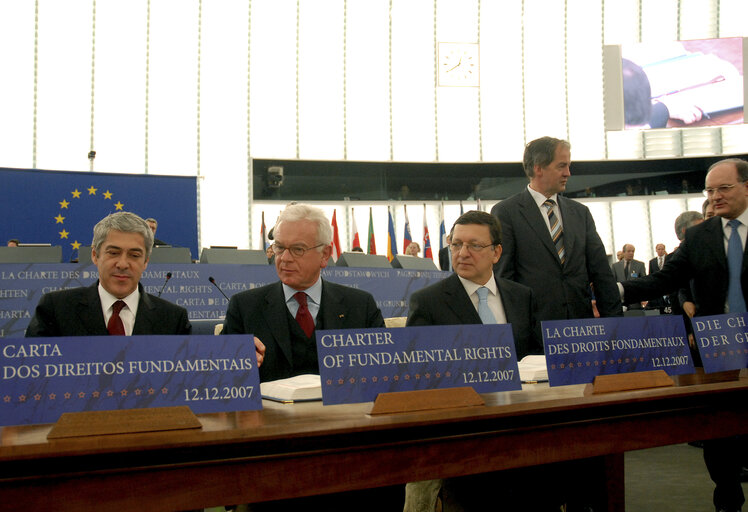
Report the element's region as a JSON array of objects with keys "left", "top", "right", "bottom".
[
  {"left": 692, "top": 313, "right": 748, "bottom": 373},
  {"left": 543, "top": 315, "right": 694, "bottom": 387},
  {"left": 0, "top": 334, "right": 261, "bottom": 427},
  {"left": 316, "top": 324, "right": 521, "bottom": 405}
]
